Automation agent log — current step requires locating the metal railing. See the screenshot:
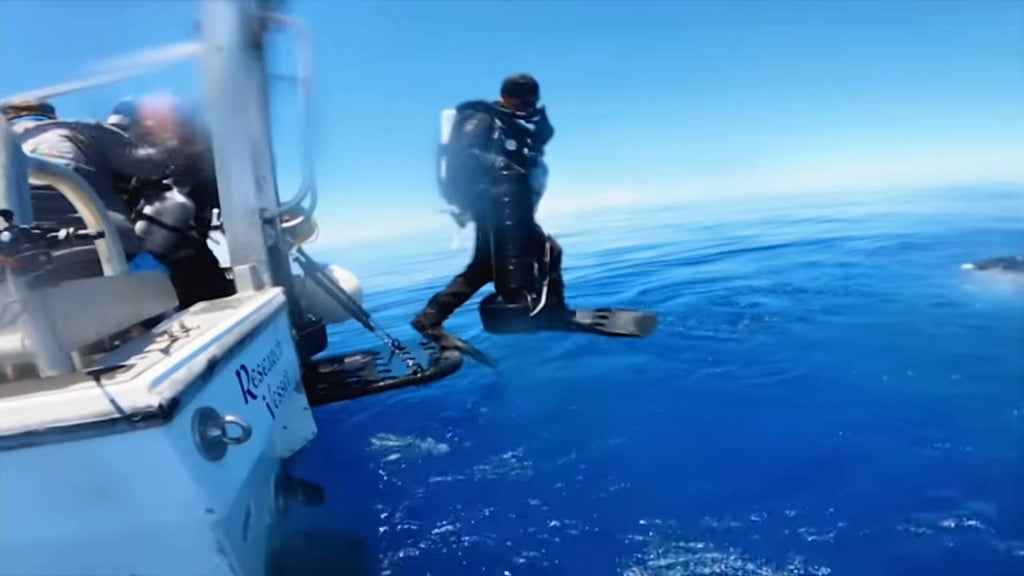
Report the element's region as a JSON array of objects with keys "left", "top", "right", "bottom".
[{"left": 0, "top": 121, "right": 79, "bottom": 375}]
